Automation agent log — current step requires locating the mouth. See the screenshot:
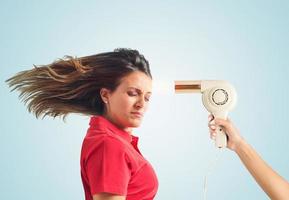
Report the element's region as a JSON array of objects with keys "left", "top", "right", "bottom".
[{"left": 131, "top": 112, "right": 143, "bottom": 118}]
